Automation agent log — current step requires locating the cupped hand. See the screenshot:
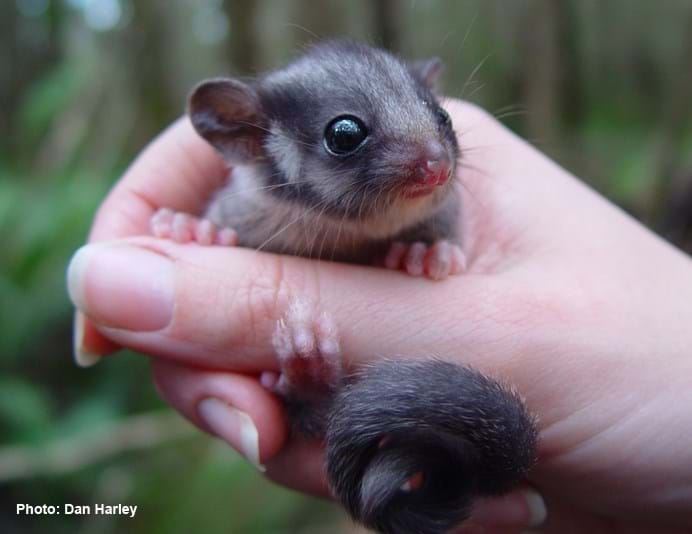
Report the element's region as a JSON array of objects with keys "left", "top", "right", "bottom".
[{"left": 67, "top": 99, "right": 692, "bottom": 533}]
